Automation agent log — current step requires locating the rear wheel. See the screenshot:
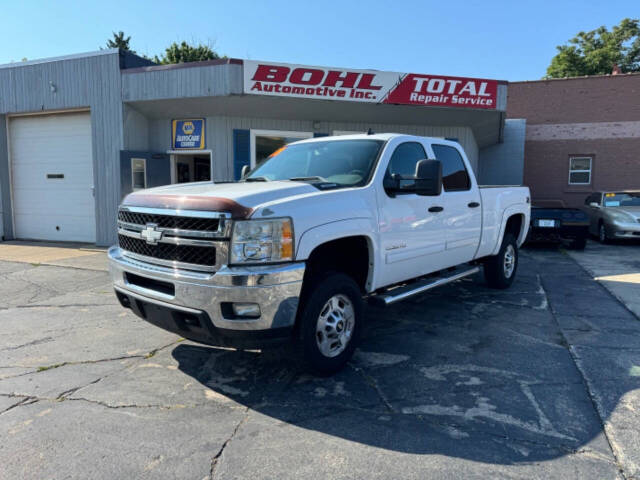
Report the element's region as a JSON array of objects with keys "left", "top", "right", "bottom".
[
  {"left": 484, "top": 233, "right": 518, "bottom": 289},
  {"left": 598, "top": 223, "right": 609, "bottom": 244},
  {"left": 298, "top": 273, "right": 363, "bottom": 375}
]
